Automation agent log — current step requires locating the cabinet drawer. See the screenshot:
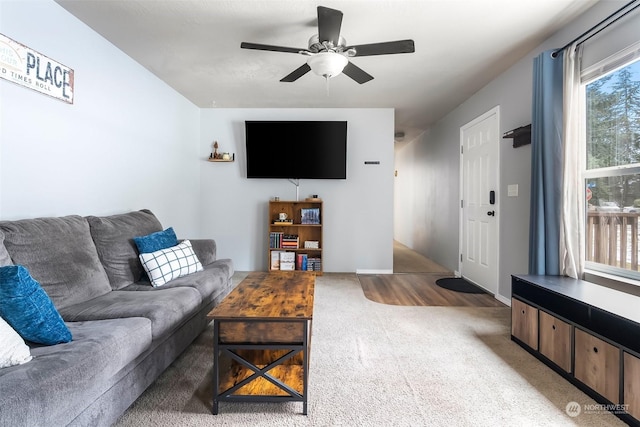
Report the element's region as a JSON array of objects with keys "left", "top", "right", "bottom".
[
  {"left": 539, "top": 311, "right": 571, "bottom": 373},
  {"left": 574, "top": 328, "right": 620, "bottom": 403},
  {"left": 624, "top": 352, "right": 640, "bottom": 420},
  {"left": 511, "top": 298, "right": 538, "bottom": 350}
]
